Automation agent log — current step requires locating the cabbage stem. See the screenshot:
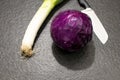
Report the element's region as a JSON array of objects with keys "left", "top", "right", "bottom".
[{"left": 21, "top": 0, "right": 62, "bottom": 57}]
